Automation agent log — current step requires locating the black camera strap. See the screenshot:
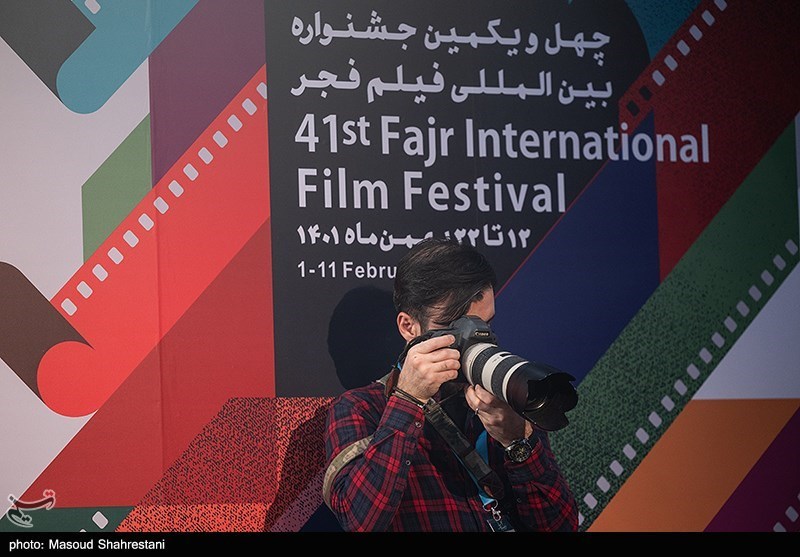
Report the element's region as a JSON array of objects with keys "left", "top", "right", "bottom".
[
  {"left": 382, "top": 367, "right": 506, "bottom": 501},
  {"left": 422, "top": 397, "right": 506, "bottom": 500}
]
